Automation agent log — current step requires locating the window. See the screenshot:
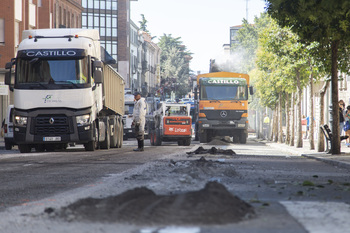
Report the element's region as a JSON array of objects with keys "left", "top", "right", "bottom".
[
  {"left": 82, "top": 0, "right": 87, "bottom": 8},
  {"left": 0, "top": 18, "right": 4, "bottom": 44}
]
